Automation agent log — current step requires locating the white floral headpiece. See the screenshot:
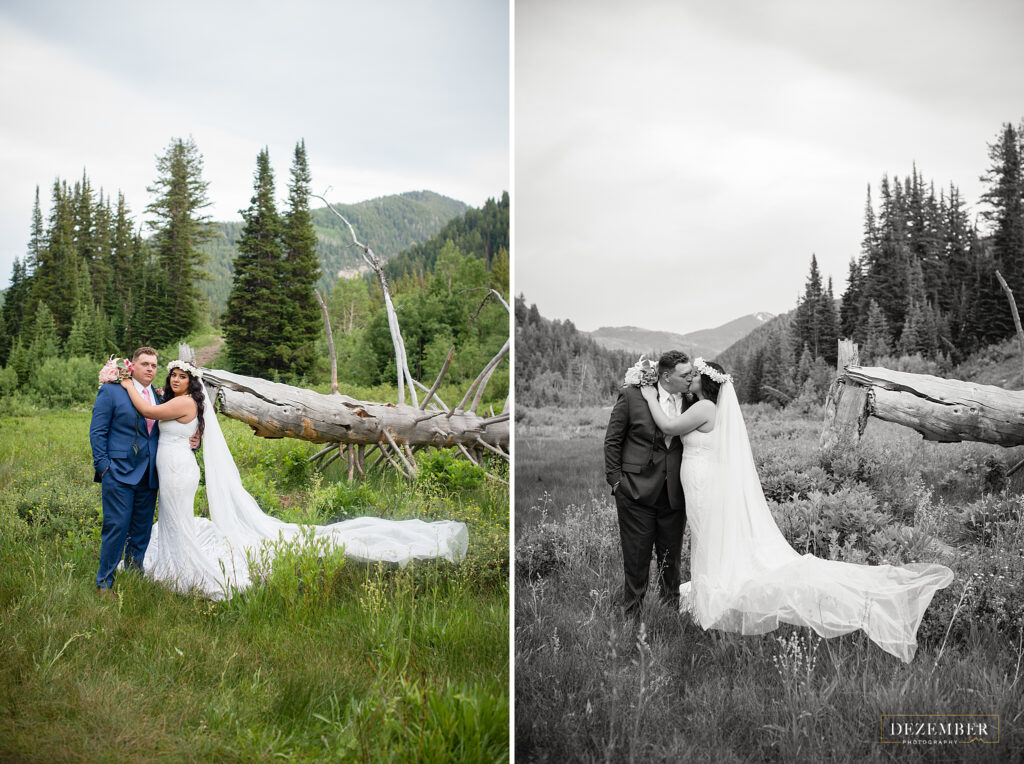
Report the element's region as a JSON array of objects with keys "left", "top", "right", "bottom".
[
  {"left": 167, "top": 359, "right": 203, "bottom": 380},
  {"left": 694, "top": 357, "right": 732, "bottom": 385}
]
